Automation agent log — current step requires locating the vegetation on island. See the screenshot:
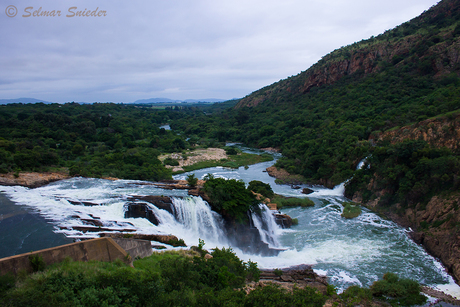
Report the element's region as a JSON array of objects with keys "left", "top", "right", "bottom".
[
  {"left": 273, "top": 196, "right": 315, "bottom": 209},
  {"left": 202, "top": 175, "right": 259, "bottom": 222},
  {"left": 341, "top": 202, "right": 362, "bottom": 219}
]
